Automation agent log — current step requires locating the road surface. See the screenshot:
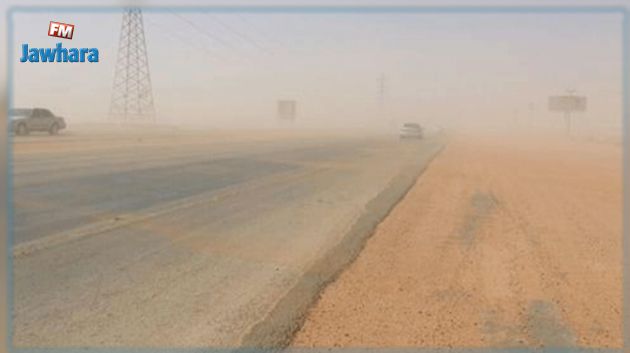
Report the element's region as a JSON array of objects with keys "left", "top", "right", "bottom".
[{"left": 11, "top": 128, "right": 443, "bottom": 347}]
